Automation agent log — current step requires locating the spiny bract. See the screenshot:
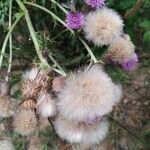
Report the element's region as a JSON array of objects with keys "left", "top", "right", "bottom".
[{"left": 14, "top": 108, "right": 37, "bottom": 136}]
